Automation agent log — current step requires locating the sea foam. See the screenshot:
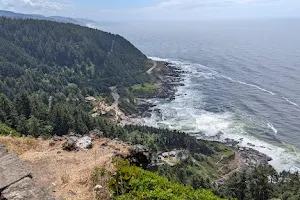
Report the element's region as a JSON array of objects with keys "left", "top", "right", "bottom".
[{"left": 143, "top": 57, "right": 300, "bottom": 172}]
